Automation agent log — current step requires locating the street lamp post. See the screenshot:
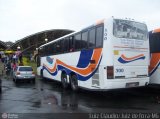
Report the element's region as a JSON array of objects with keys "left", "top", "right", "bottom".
[
  {"left": 45, "top": 38, "right": 48, "bottom": 43},
  {"left": 17, "top": 46, "right": 21, "bottom": 50}
]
